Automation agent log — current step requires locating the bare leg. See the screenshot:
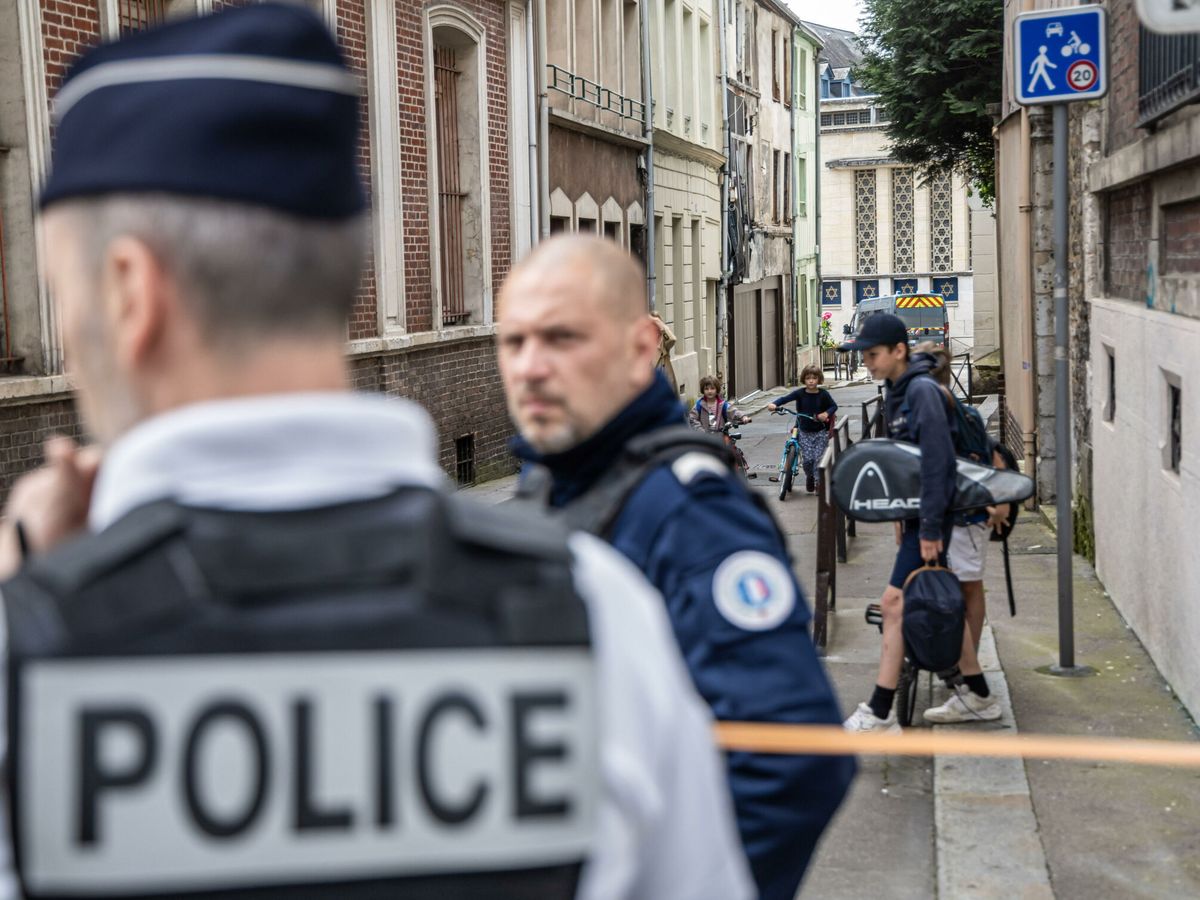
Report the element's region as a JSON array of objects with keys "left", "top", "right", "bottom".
[
  {"left": 962, "top": 579, "right": 986, "bottom": 649},
  {"left": 876, "top": 585, "right": 905, "bottom": 689}
]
